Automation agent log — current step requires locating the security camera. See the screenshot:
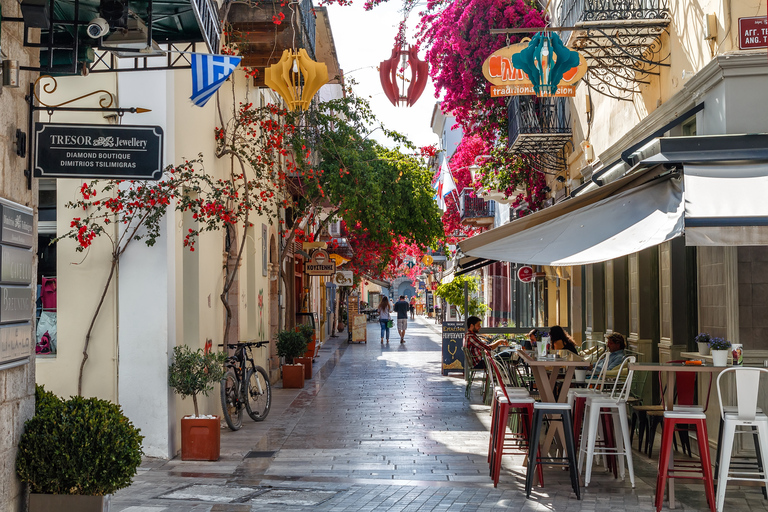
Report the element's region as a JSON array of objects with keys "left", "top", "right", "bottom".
[{"left": 87, "top": 17, "right": 110, "bottom": 38}]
